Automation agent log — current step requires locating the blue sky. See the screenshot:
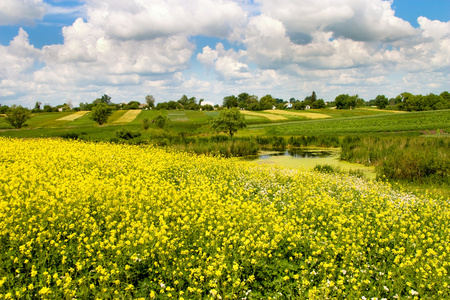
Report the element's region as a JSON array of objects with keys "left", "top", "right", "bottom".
[{"left": 1, "top": 0, "right": 449, "bottom": 107}]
